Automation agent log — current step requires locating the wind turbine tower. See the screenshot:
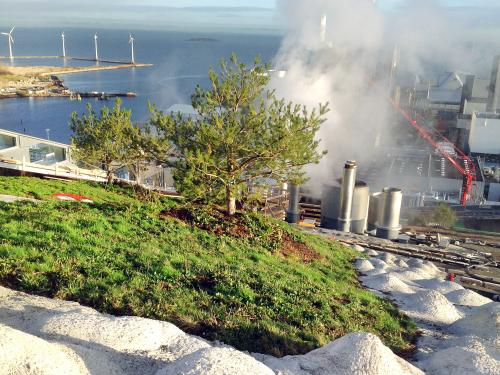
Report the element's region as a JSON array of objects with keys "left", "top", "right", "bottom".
[
  {"left": 94, "top": 33, "right": 99, "bottom": 61},
  {"left": 1, "top": 27, "right": 15, "bottom": 59},
  {"left": 61, "top": 32, "right": 66, "bottom": 58},
  {"left": 129, "top": 34, "right": 135, "bottom": 64}
]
